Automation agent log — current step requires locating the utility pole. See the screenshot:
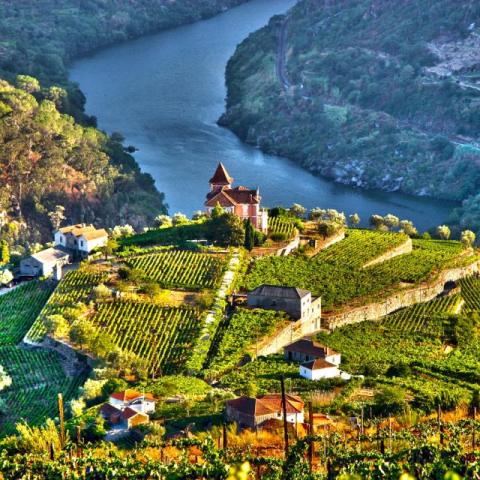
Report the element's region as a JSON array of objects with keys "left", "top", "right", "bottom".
[
  {"left": 280, "top": 376, "right": 289, "bottom": 457},
  {"left": 473, "top": 407, "right": 477, "bottom": 452},
  {"left": 308, "top": 401, "right": 314, "bottom": 472},
  {"left": 58, "top": 393, "right": 65, "bottom": 449},
  {"left": 223, "top": 422, "right": 228, "bottom": 450}
]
